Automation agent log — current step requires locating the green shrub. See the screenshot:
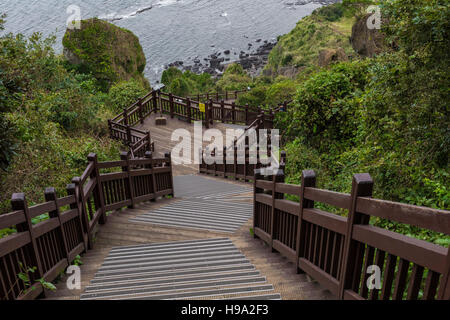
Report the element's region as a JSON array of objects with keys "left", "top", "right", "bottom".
[
  {"left": 169, "top": 77, "right": 190, "bottom": 97},
  {"left": 161, "top": 67, "right": 183, "bottom": 87},
  {"left": 265, "top": 79, "right": 297, "bottom": 106},
  {"left": 314, "top": 3, "right": 344, "bottom": 22},
  {"left": 108, "top": 79, "right": 147, "bottom": 113},
  {"left": 281, "top": 60, "right": 369, "bottom": 150}
]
